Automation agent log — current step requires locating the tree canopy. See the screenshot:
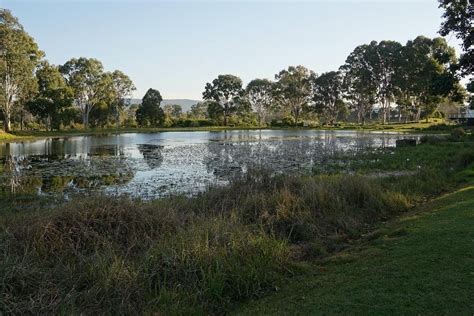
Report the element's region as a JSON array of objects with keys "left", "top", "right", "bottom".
[
  {"left": 136, "top": 88, "right": 164, "bottom": 127},
  {"left": 202, "top": 74, "right": 243, "bottom": 126},
  {"left": 273, "top": 66, "right": 313, "bottom": 126},
  {"left": 0, "top": 9, "right": 43, "bottom": 132},
  {"left": 245, "top": 79, "right": 274, "bottom": 126}
]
